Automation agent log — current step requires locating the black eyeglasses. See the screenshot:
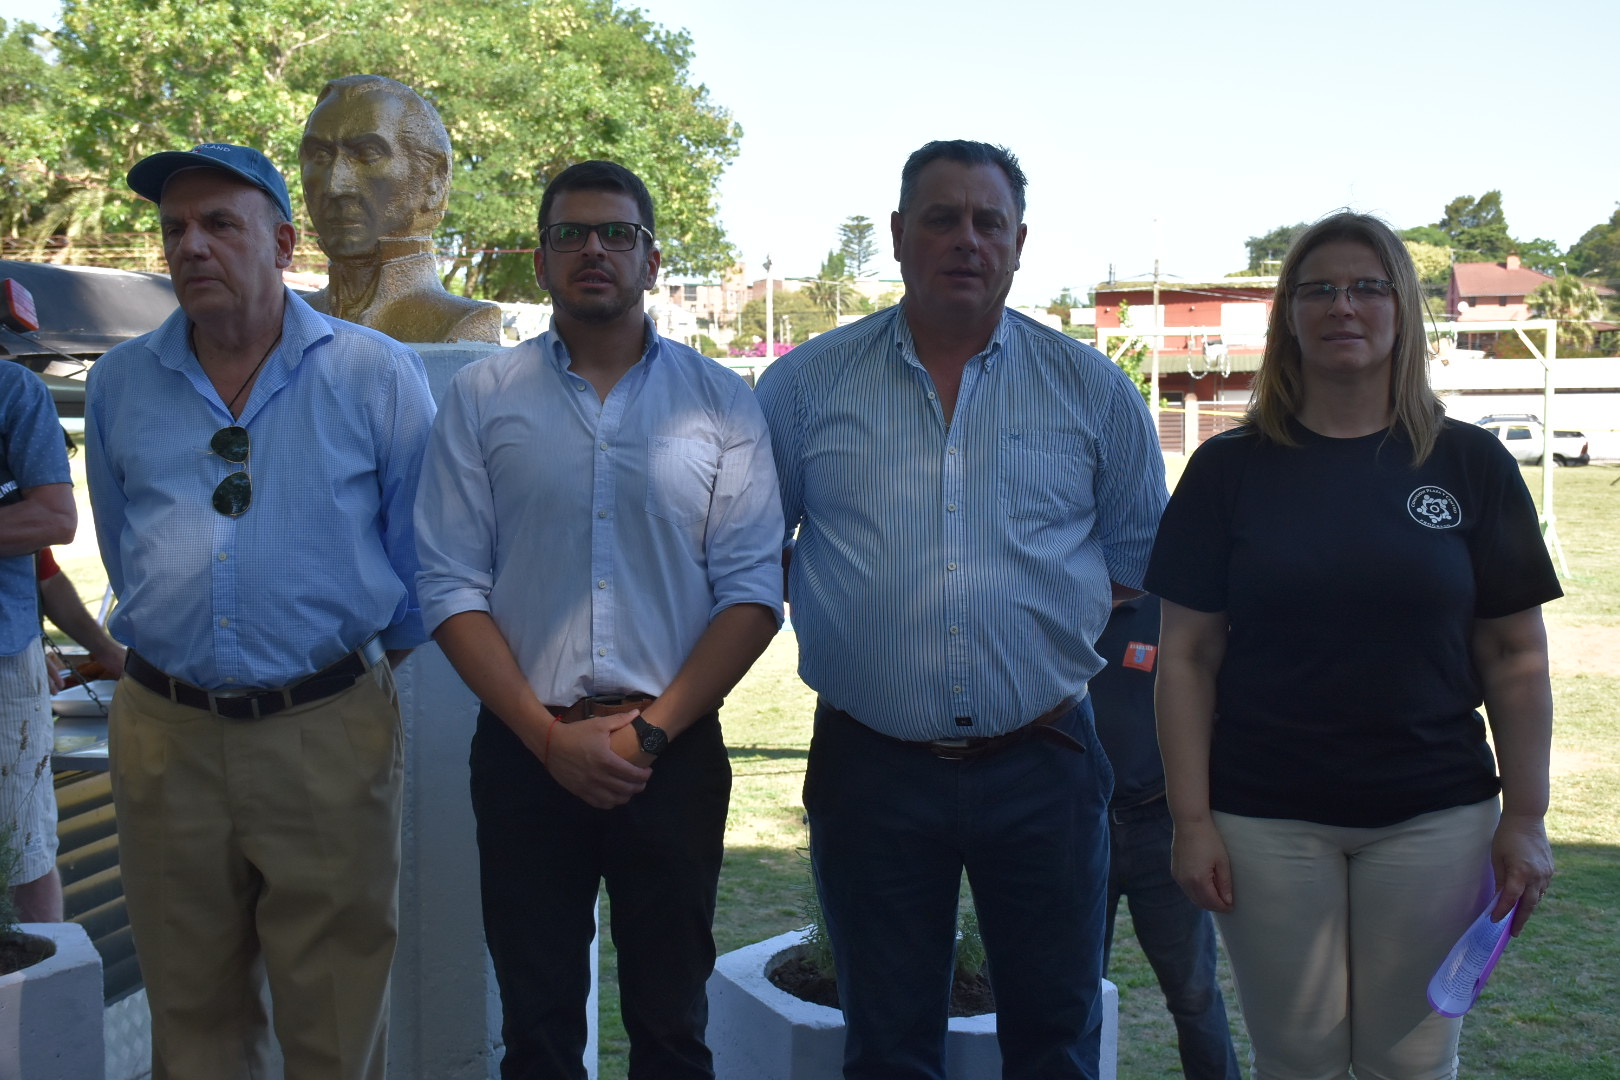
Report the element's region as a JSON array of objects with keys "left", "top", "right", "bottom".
[
  {"left": 542, "top": 221, "right": 653, "bottom": 252},
  {"left": 1292, "top": 279, "right": 1395, "bottom": 306},
  {"left": 210, "top": 425, "right": 252, "bottom": 517}
]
